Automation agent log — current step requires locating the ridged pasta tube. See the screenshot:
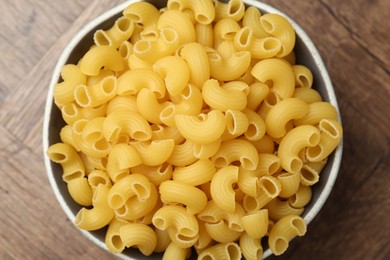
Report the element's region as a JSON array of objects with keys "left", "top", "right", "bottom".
[
  {"left": 119, "top": 223, "right": 157, "bottom": 256},
  {"left": 167, "top": 0, "right": 215, "bottom": 24},
  {"left": 198, "top": 242, "right": 242, "bottom": 260},
  {"left": 106, "top": 144, "right": 142, "bottom": 182},
  {"left": 210, "top": 166, "right": 239, "bottom": 212},
  {"left": 79, "top": 46, "right": 125, "bottom": 76}
]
